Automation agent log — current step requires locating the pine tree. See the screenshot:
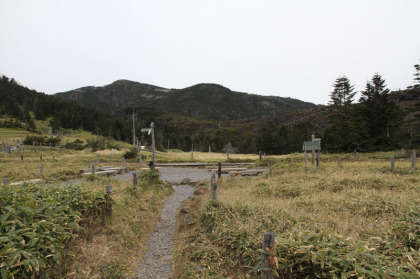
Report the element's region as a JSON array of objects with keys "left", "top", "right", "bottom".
[
  {"left": 414, "top": 60, "right": 420, "bottom": 88},
  {"left": 325, "top": 76, "right": 365, "bottom": 152},
  {"left": 359, "top": 73, "right": 399, "bottom": 148}
]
